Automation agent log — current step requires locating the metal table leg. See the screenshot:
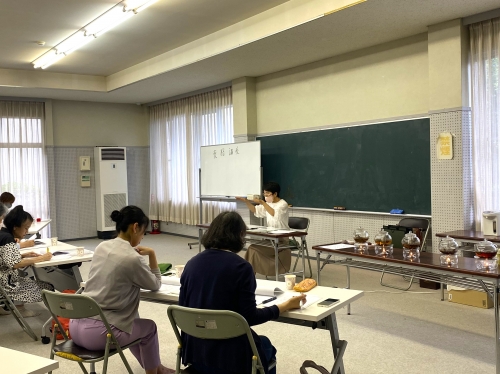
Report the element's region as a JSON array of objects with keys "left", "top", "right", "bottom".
[
  {"left": 441, "top": 283, "right": 445, "bottom": 301},
  {"left": 274, "top": 239, "right": 279, "bottom": 281},
  {"left": 346, "top": 266, "right": 351, "bottom": 315},
  {"left": 301, "top": 238, "right": 306, "bottom": 279},
  {"left": 495, "top": 284, "right": 500, "bottom": 374},
  {"left": 198, "top": 228, "right": 203, "bottom": 253},
  {"left": 317, "top": 251, "right": 322, "bottom": 286},
  {"left": 326, "top": 312, "right": 346, "bottom": 374}
]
